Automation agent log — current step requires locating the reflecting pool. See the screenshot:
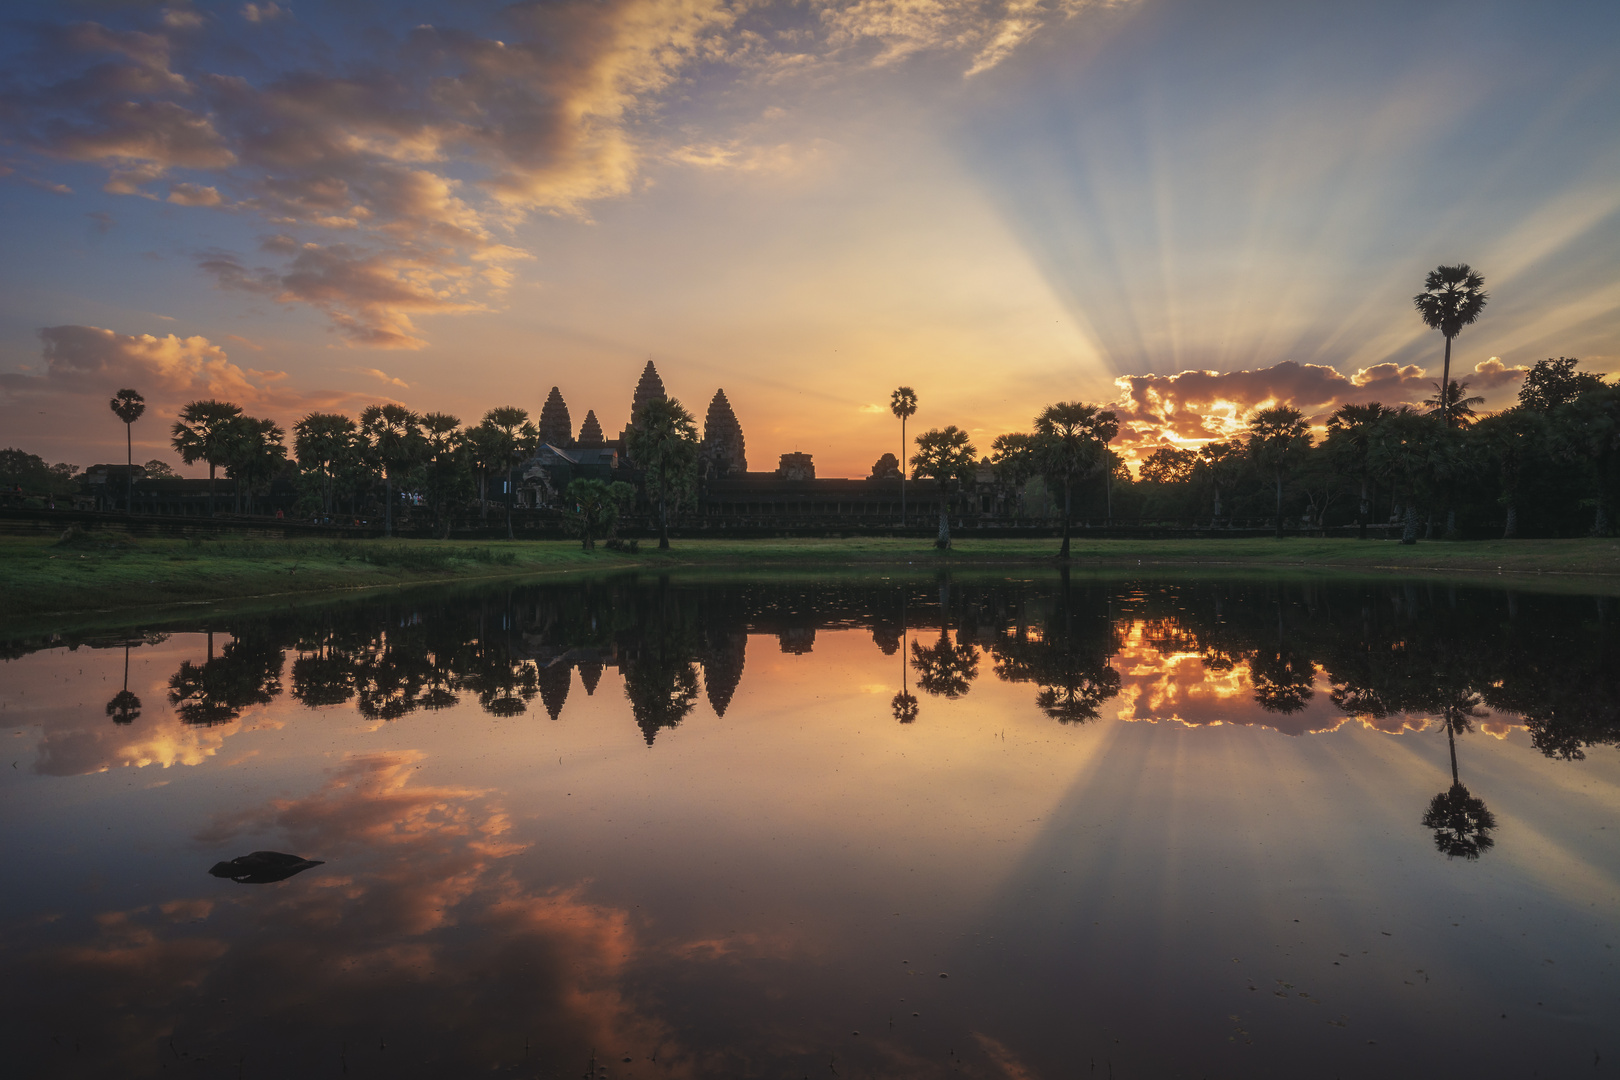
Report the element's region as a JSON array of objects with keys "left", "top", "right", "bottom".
[{"left": 3, "top": 572, "right": 1618, "bottom": 1078}]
